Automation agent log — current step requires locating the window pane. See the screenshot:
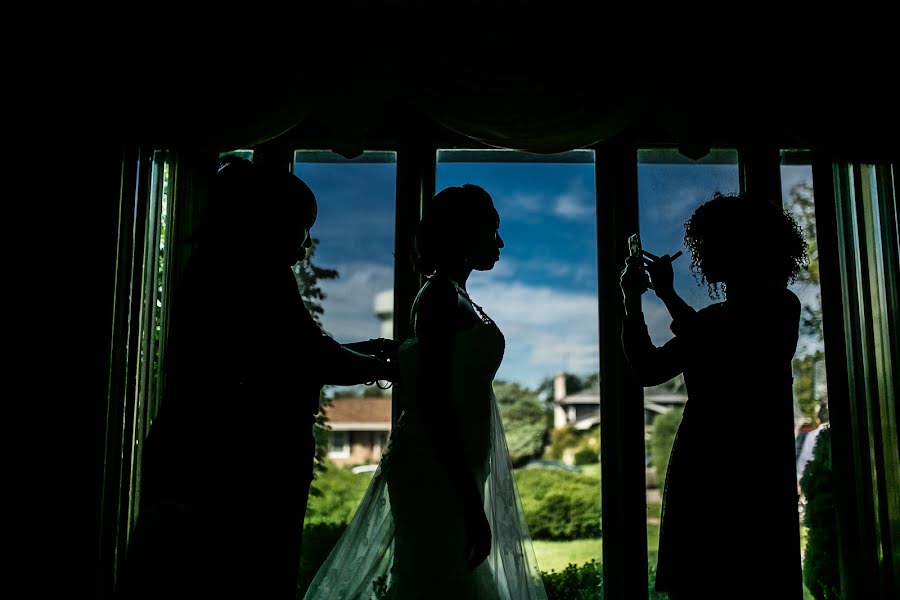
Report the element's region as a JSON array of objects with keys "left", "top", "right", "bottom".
[
  {"left": 780, "top": 152, "right": 836, "bottom": 600},
  {"left": 637, "top": 147, "right": 740, "bottom": 574},
  {"left": 437, "top": 149, "right": 602, "bottom": 575},
  {"left": 292, "top": 150, "right": 396, "bottom": 593}
]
